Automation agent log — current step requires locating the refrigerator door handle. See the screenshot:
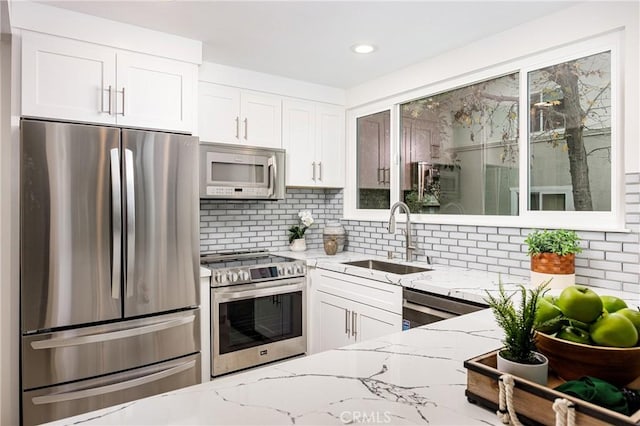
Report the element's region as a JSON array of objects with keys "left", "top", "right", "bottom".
[
  {"left": 30, "top": 315, "right": 196, "bottom": 350},
  {"left": 31, "top": 359, "right": 196, "bottom": 405},
  {"left": 124, "top": 148, "right": 135, "bottom": 298},
  {"left": 109, "top": 149, "right": 122, "bottom": 300}
]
